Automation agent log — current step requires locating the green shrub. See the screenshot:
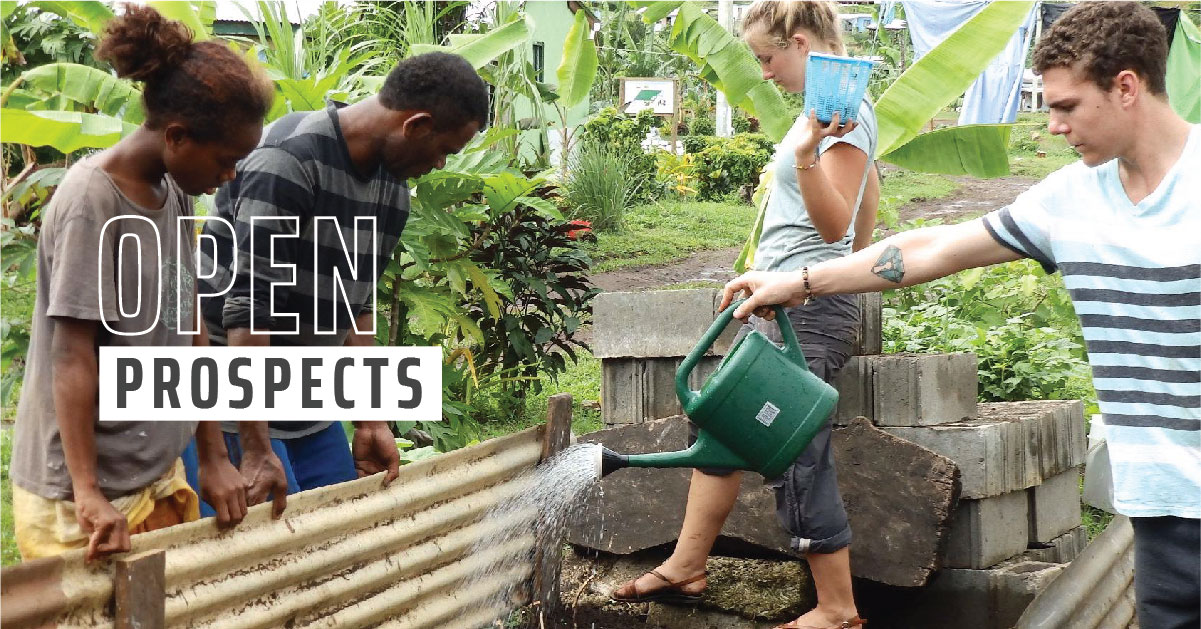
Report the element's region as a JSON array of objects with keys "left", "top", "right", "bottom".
[
  {"left": 883, "top": 260, "right": 1096, "bottom": 405},
  {"left": 578, "top": 107, "right": 662, "bottom": 202},
  {"left": 692, "top": 133, "right": 773, "bottom": 201},
  {"left": 681, "top": 135, "right": 716, "bottom": 154},
  {"left": 689, "top": 114, "right": 715, "bottom": 136},
  {"left": 563, "top": 139, "right": 644, "bottom": 231}
]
